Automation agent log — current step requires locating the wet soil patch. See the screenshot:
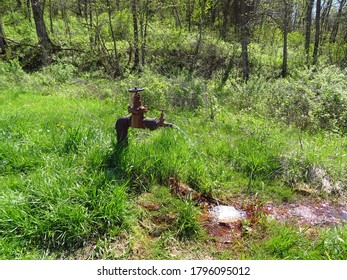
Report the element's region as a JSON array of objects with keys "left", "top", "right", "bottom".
[
  {"left": 199, "top": 206, "right": 245, "bottom": 244},
  {"left": 169, "top": 178, "right": 347, "bottom": 244},
  {"left": 263, "top": 199, "right": 347, "bottom": 226},
  {"left": 169, "top": 178, "right": 261, "bottom": 243}
]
